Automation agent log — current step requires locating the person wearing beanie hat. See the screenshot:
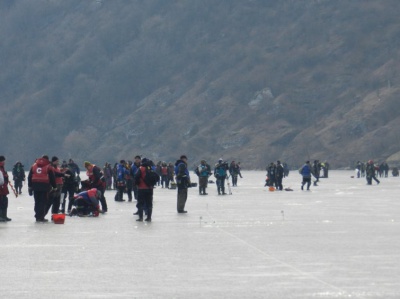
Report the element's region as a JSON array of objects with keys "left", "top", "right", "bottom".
[
  {"left": 0, "top": 155, "right": 11, "bottom": 222},
  {"left": 174, "top": 155, "right": 191, "bottom": 213},
  {"left": 84, "top": 161, "right": 108, "bottom": 212}
]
